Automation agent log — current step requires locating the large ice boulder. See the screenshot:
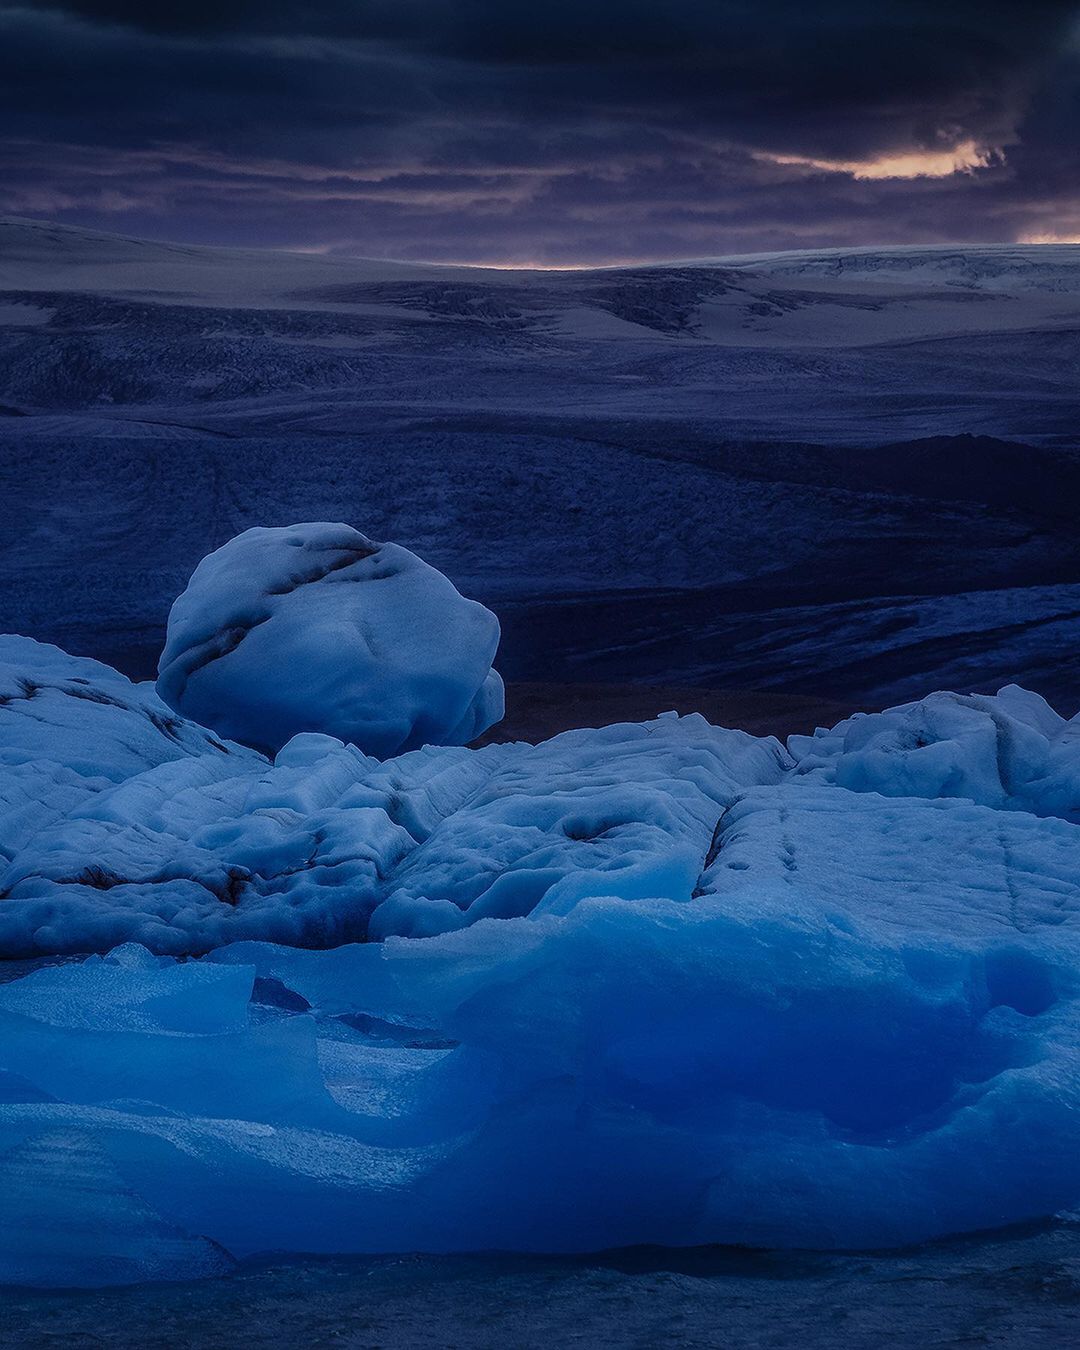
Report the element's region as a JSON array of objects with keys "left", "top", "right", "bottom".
[{"left": 156, "top": 523, "right": 504, "bottom": 757}]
